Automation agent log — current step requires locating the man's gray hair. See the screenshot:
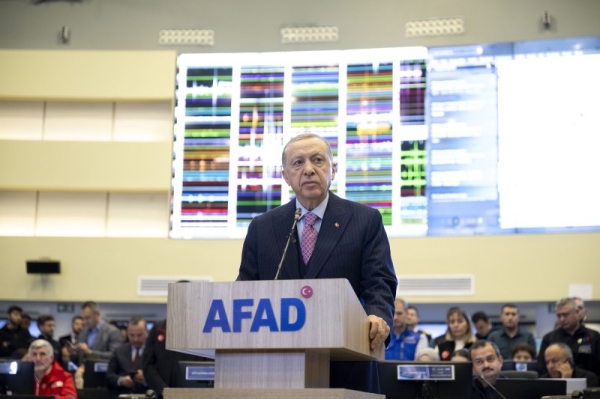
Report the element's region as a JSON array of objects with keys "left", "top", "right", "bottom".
[
  {"left": 548, "top": 342, "right": 573, "bottom": 359},
  {"left": 281, "top": 133, "right": 334, "bottom": 166},
  {"left": 29, "top": 339, "right": 54, "bottom": 358},
  {"left": 556, "top": 297, "right": 577, "bottom": 310}
]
